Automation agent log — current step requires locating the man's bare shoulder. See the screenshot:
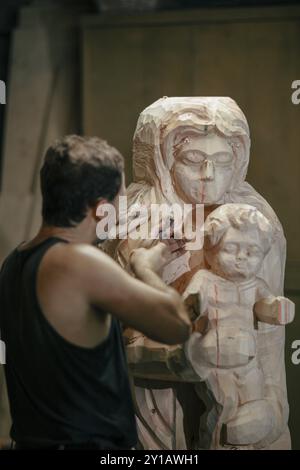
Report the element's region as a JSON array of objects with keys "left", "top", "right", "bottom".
[
  {"left": 40, "top": 242, "right": 116, "bottom": 281},
  {"left": 37, "top": 242, "right": 128, "bottom": 315}
]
